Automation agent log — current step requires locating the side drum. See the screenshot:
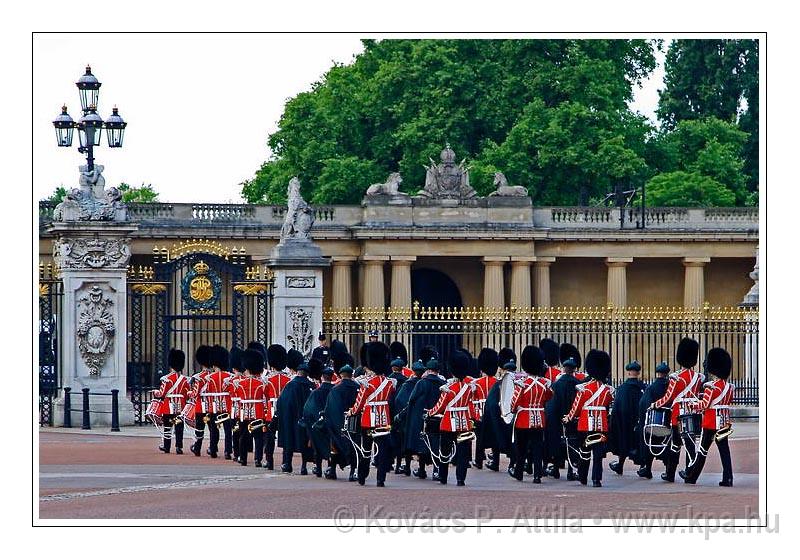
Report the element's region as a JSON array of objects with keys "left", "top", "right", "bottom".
[
  {"left": 644, "top": 407, "right": 672, "bottom": 438},
  {"left": 678, "top": 413, "right": 702, "bottom": 437}
]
